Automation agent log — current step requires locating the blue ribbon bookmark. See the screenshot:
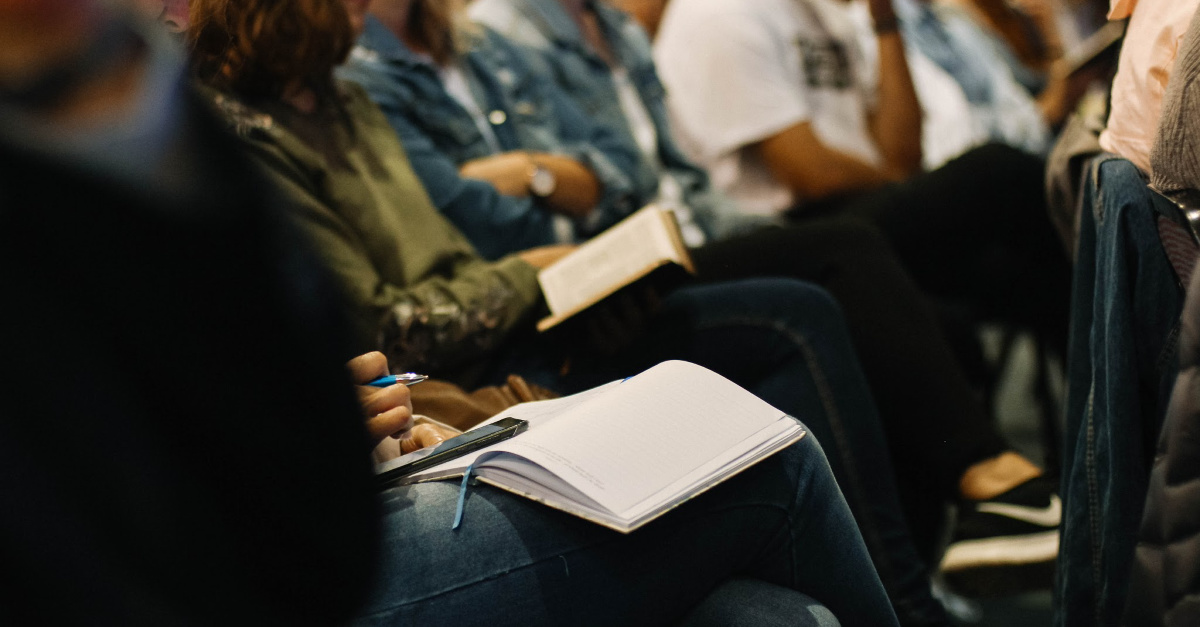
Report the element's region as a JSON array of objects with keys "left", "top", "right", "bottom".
[{"left": 452, "top": 460, "right": 480, "bottom": 530}]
